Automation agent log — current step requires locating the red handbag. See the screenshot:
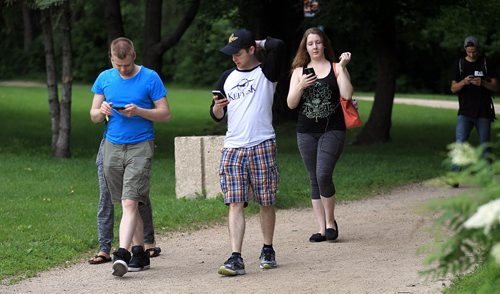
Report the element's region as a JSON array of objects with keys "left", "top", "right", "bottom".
[
  {"left": 333, "top": 63, "right": 362, "bottom": 129},
  {"left": 340, "top": 98, "right": 362, "bottom": 129}
]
